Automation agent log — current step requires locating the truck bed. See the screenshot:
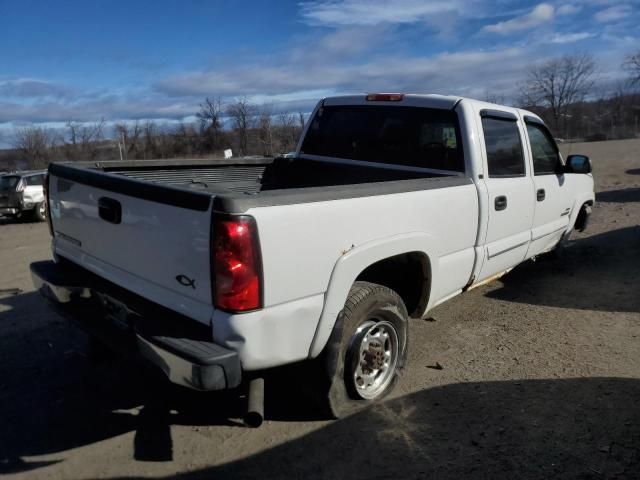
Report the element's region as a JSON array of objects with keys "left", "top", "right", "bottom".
[
  {"left": 100, "top": 156, "right": 445, "bottom": 192},
  {"left": 60, "top": 156, "right": 463, "bottom": 213},
  {"left": 47, "top": 155, "right": 471, "bottom": 327}
]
